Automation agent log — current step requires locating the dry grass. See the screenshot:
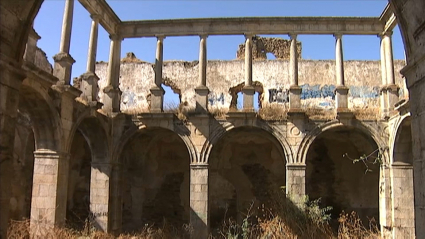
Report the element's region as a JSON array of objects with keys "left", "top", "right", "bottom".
[
  {"left": 257, "top": 103, "right": 288, "bottom": 121},
  {"left": 304, "top": 107, "right": 336, "bottom": 120},
  {"left": 209, "top": 107, "right": 229, "bottom": 119},
  {"left": 352, "top": 107, "right": 381, "bottom": 120}
]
